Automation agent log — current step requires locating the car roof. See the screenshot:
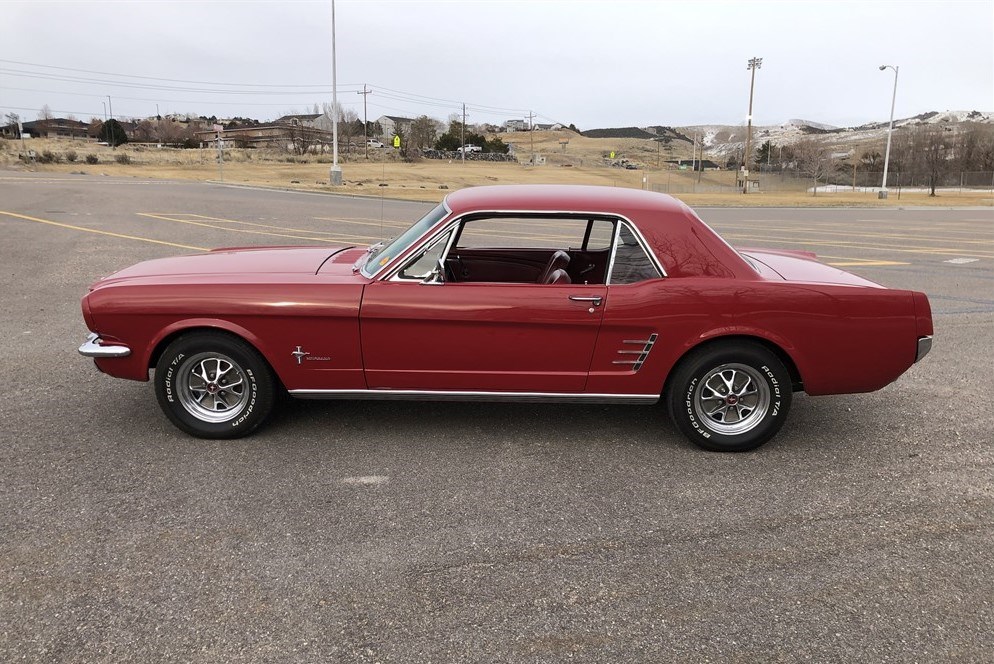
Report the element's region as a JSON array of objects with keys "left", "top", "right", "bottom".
[{"left": 443, "top": 184, "right": 691, "bottom": 218}]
